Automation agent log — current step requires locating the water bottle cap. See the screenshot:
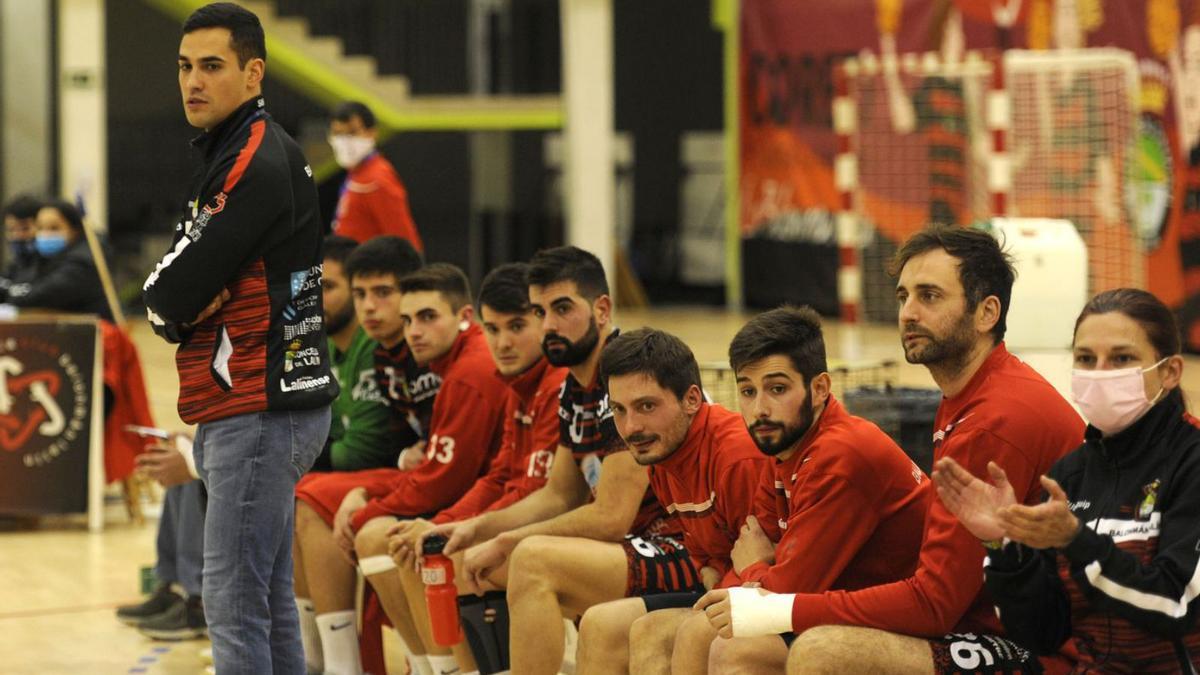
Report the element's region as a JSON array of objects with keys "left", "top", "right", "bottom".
[{"left": 423, "top": 533, "right": 448, "bottom": 555}]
